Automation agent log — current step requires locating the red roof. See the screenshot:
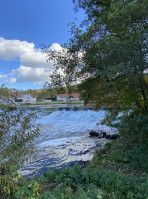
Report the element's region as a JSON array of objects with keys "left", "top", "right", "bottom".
[
  {"left": 16, "top": 93, "right": 36, "bottom": 98},
  {"left": 30, "top": 94, "right": 36, "bottom": 98},
  {"left": 58, "top": 93, "right": 80, "bottom": 98}
]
